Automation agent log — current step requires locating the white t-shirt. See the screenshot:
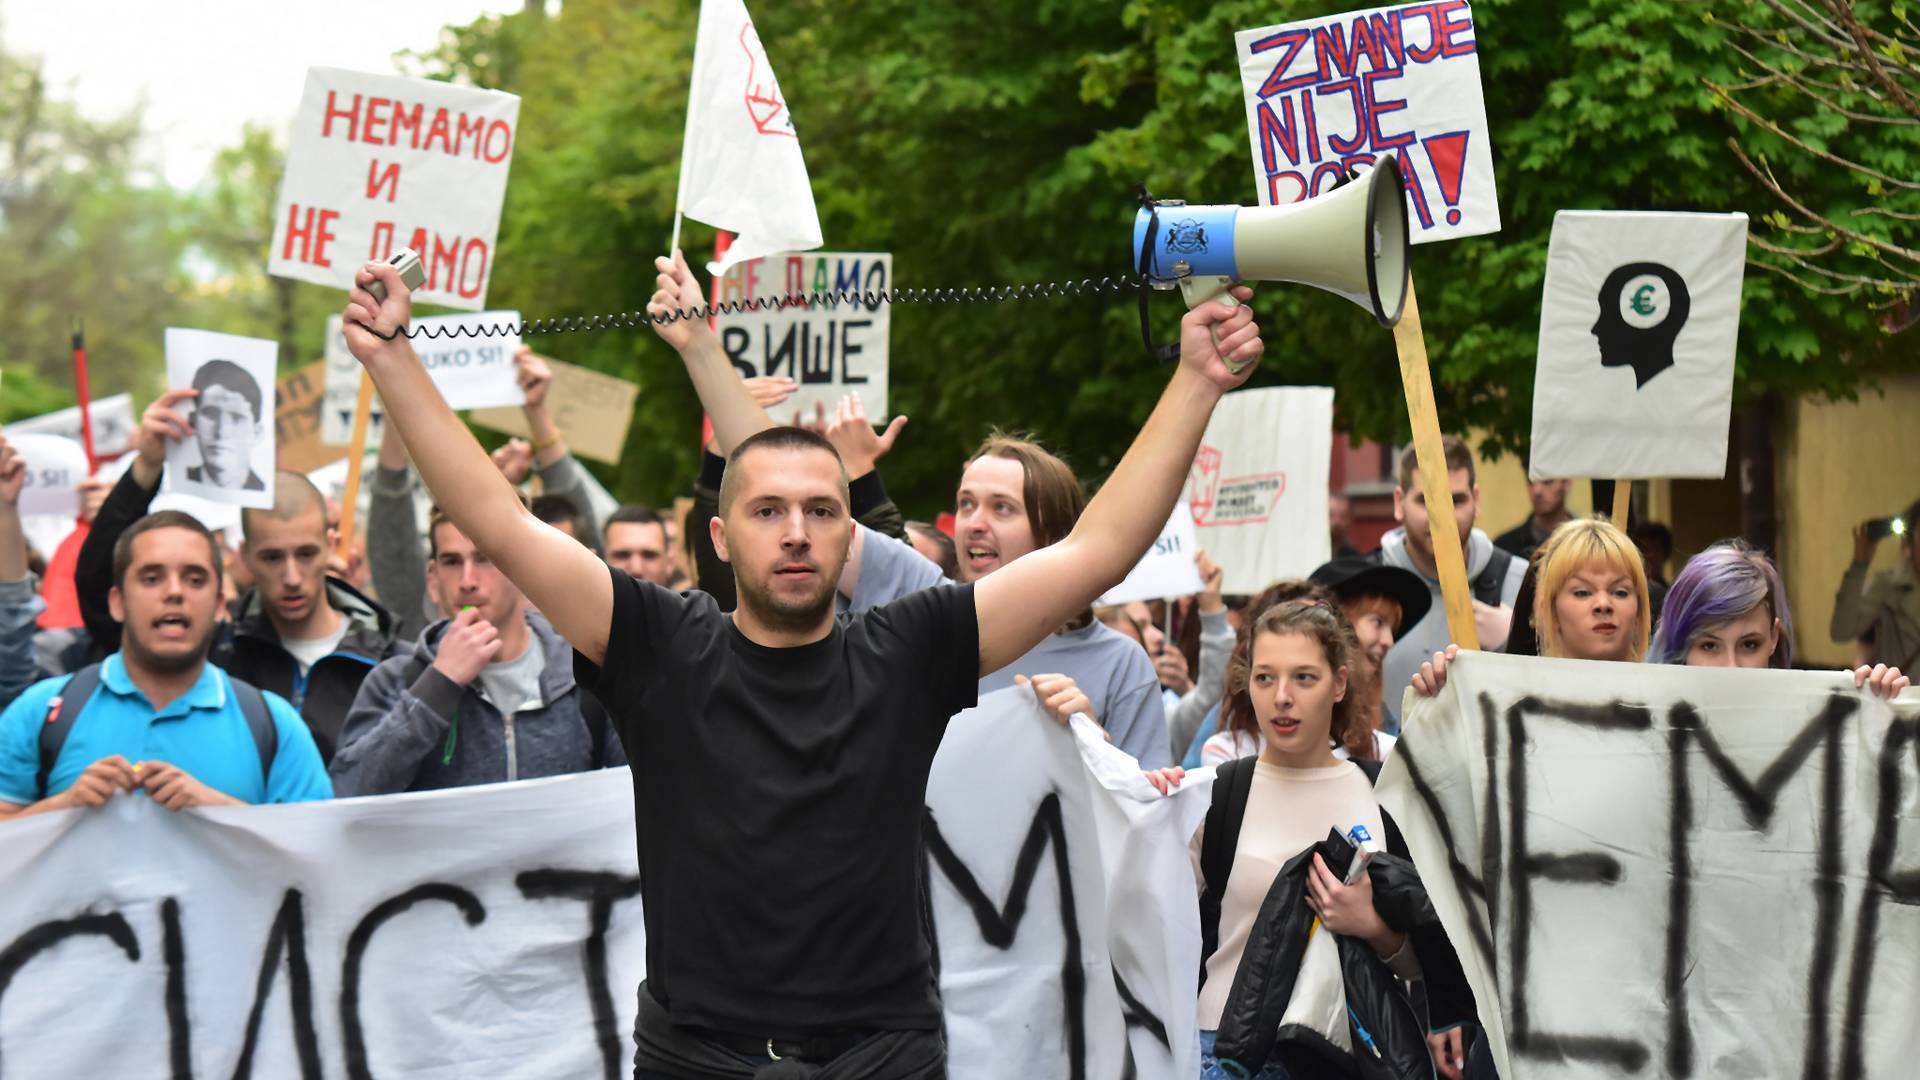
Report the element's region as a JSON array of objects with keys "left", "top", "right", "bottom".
[
  {"left": 1200, "top": 728, "right": 1396, "bottom": 766},
  {"left": 282, "top": 622, "right": 349, "bottom": 675}
]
